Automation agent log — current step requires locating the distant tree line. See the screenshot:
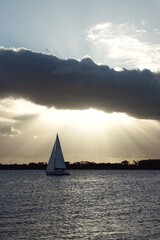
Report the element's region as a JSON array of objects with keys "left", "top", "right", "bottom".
[
  {"left": 0, "top": 159, "right": 160, "bottom": 170},
  {"left": 0, "top": 162, "right": 47, "bottom": 170}
]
